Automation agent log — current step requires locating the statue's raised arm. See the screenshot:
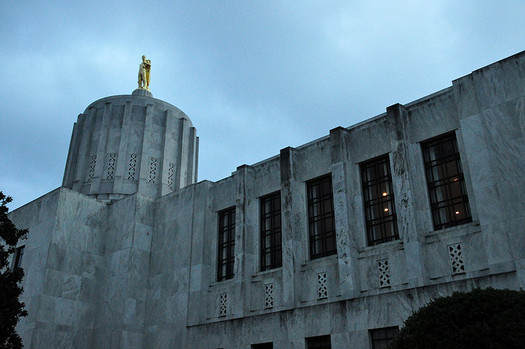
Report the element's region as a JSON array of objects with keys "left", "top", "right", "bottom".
[{"left": 138, "top": 55, "right": 151, "bottom": 90}]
